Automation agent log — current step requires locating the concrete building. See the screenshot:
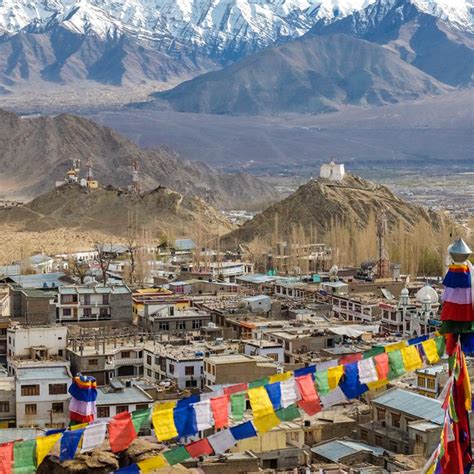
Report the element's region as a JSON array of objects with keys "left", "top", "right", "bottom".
[
  {"left": 332, "top": 294, "right": 381, "bottom": 324},
  {"left": 415, "top": 365, "right": 448, "bottom": 399},
  {"left": 8, "top": 287, "right": 57, "bottom": 324},
  {"left": 243, "top": 295, "right": 272, "bottom": 314},
  {"left": 54, "top": 285, "right": 132, "bottom": 323},
  {"left": 0, "top": 370, "right": 16, "bottom": 428},
  {"left": 320, "top": 160, "right": 345, "bottom": 182},
  {"left": 243, "top": 339, "right": 284, "bottom": 364}
]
